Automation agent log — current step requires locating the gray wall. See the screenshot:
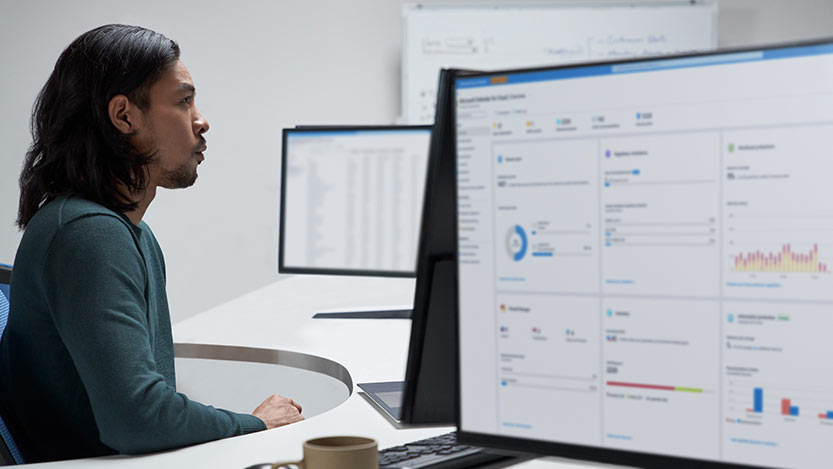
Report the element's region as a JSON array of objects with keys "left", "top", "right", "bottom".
[{"left": 1, "top": 0, "right": 832, "bottom": 324}]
